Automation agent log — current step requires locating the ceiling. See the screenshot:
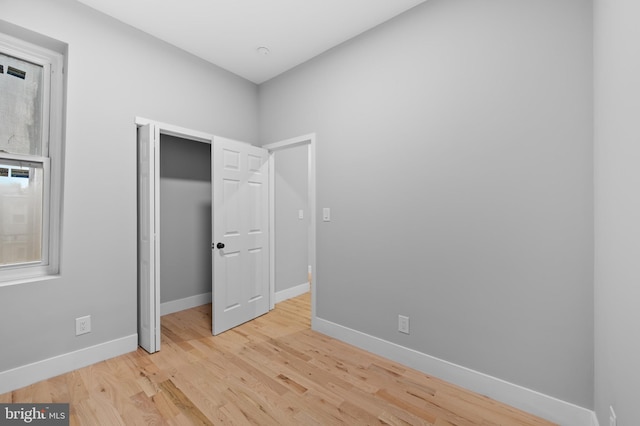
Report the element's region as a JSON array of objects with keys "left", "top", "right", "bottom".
[{"left": 76, "top": 0, "right": 427, "bottom": 84}]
